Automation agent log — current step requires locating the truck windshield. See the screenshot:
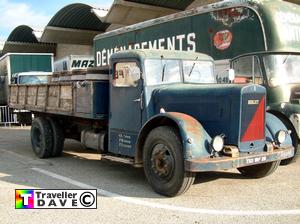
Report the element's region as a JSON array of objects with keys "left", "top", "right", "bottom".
[
  {"left": 145, "top": 59, "right": 215, "bottom": 86},
  {"left": 145, "top": 59, "right": 181, "bottom": 86},
  {"left": 264, "top": 54, "right": 300, "bottom": 85},
  {"left": 183, "top": 60, "right": 215, "bottom": 84},
  {"left": 19, "top": 75, "right": 49, "bottom": 84}
]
